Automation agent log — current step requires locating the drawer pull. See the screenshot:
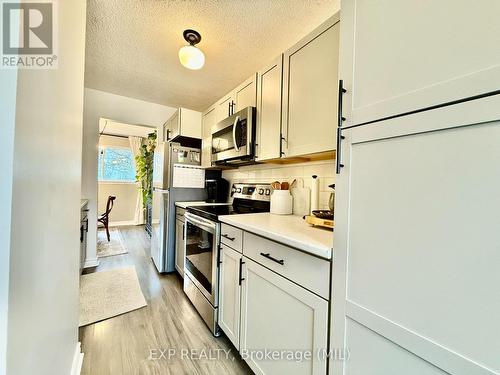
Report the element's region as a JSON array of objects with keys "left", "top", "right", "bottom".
[
  {"left": 260, "top": 252, "right": 284, "bottom": 265},
  {"left": 222, "top": 234, "right": 235, "bottom": 241}
]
